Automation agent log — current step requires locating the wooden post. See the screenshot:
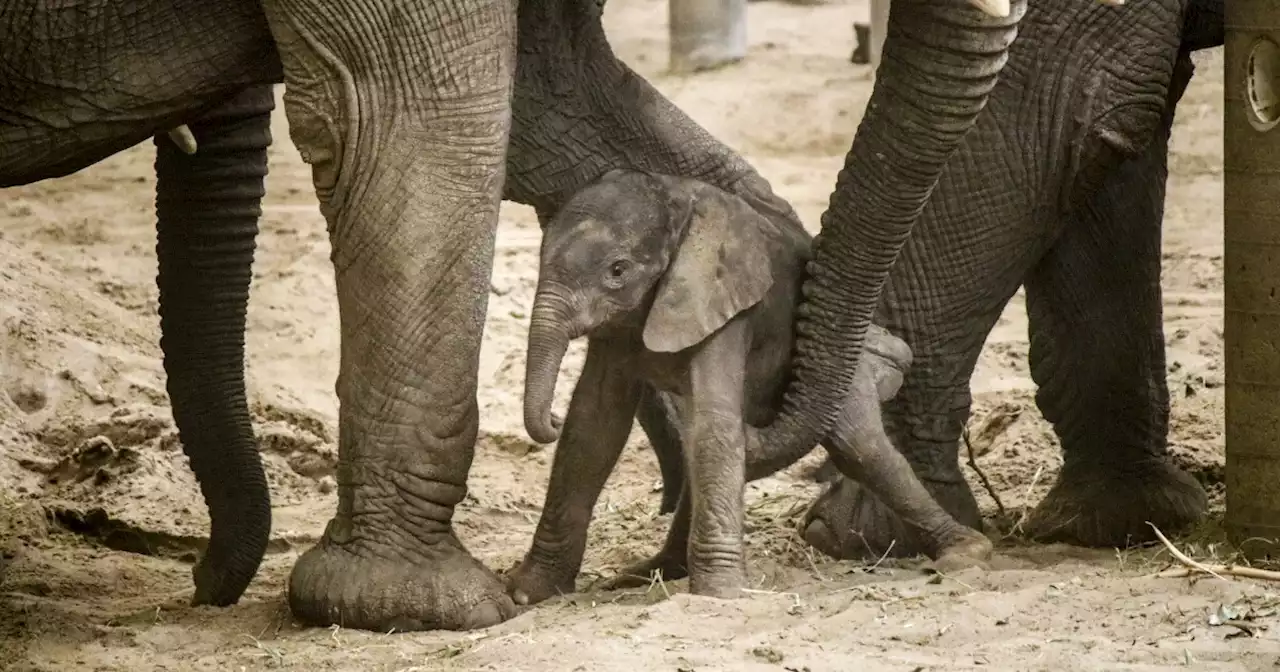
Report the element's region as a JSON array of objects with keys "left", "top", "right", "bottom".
[
  {"left": 669, "top": 0, "right": 748, "bottom": 74},
  {"left": 1225, "top": 0, "right": 1280, "bottom": 559},
  {"left": 868, "top": 0, "right": 889, "bottom": 70}
]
